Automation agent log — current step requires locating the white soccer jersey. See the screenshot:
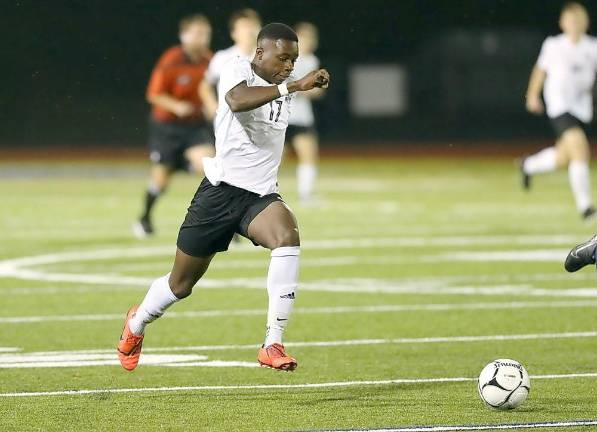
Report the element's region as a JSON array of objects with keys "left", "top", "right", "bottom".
[
  {"left": 204, "top": 45, "right": 255, "bottom": 85},
  {"left": 288, "top": 53, "right": 320, "bottom": 127},
  {"left": 537, "top": 34, "right": 597, "bottom": 122},
  {"left": 203, "top": 58, "right": 294, "bottom": 196}
]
